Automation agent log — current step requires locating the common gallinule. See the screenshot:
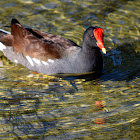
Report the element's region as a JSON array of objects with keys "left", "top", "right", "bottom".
[{"left": 0, "top": 18, "right": 106, "bottom": 74}]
